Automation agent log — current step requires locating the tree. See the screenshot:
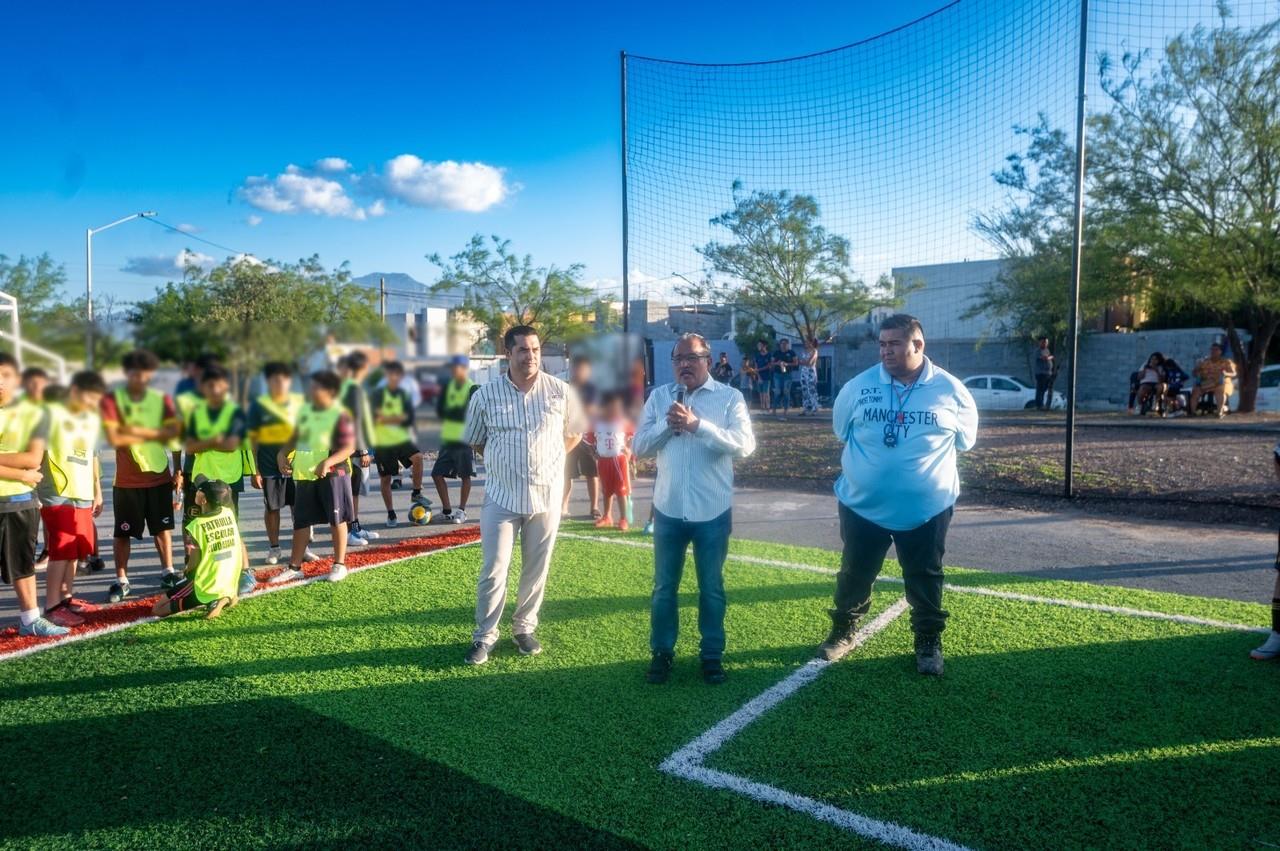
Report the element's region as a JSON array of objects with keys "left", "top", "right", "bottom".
[
  {"left": 428, "top": 235, "right": 593, "bottom": 349},
  {"left": 1090, "top": 13, "right": 1280, "bottom": 411},
  {"left": 697, "top": 182, "right": 887, "bottom": 346},
  {"left": 967, "top": 117, "right": 1135, "bottom": 370},
  {"left": 0, "top": 252, "right": 129, "bottom": 365}
]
